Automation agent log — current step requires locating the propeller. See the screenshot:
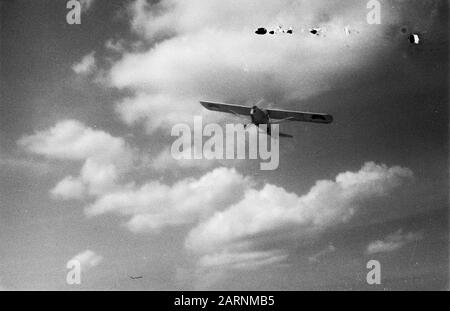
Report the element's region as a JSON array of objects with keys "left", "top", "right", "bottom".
[{"left": 255, "top": 98, "right": 265, "bottom": 107}]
